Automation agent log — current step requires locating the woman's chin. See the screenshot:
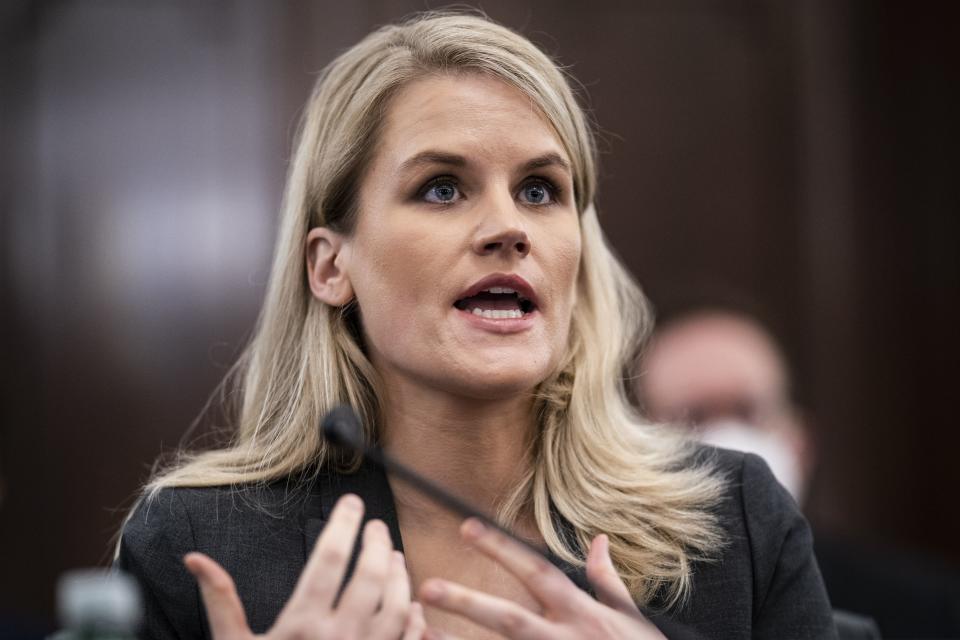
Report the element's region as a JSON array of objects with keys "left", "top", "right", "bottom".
[{"left": 435, "top": 359, "right": 555, "bottom": 401}]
